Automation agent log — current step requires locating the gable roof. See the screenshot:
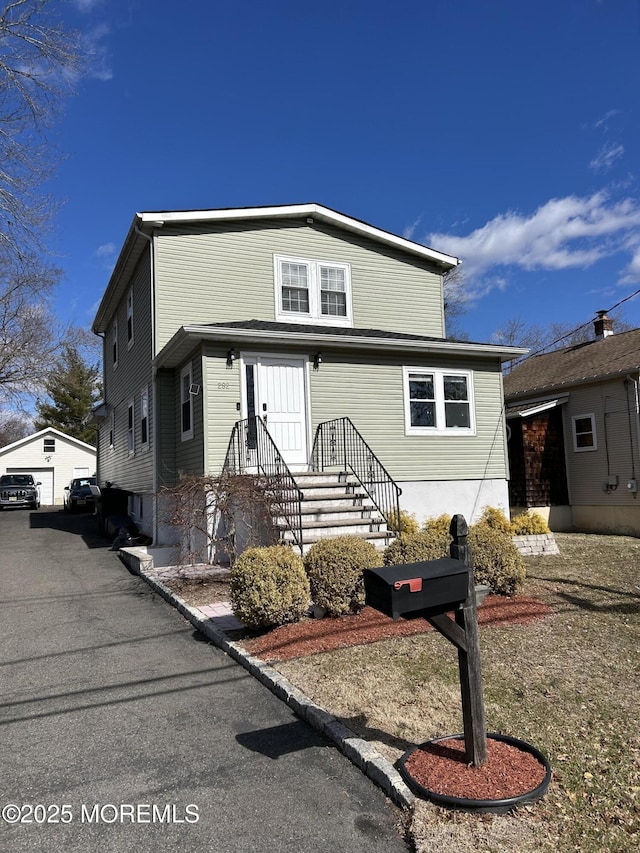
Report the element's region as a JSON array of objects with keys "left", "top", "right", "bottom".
[
  {"left": 154, "top": 319, "right": 527, "bottom": 369},
  {"left": 93, "top": 203, "right": 459, "bottom": 334},
  {"left": 503, "top": 328, "right": 640, "bottom": 401},
  {"left": 0, "top": 427, "right": 96, "bottom": 456}
]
